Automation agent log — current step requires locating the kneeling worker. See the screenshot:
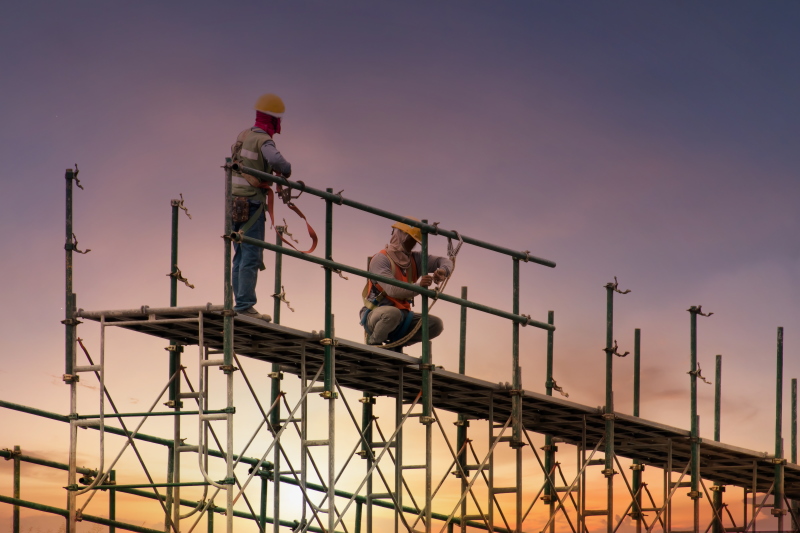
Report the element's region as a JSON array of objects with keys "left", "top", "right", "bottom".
[{"left": 360, "top": 219, "right": 453, "bottom": 349}]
